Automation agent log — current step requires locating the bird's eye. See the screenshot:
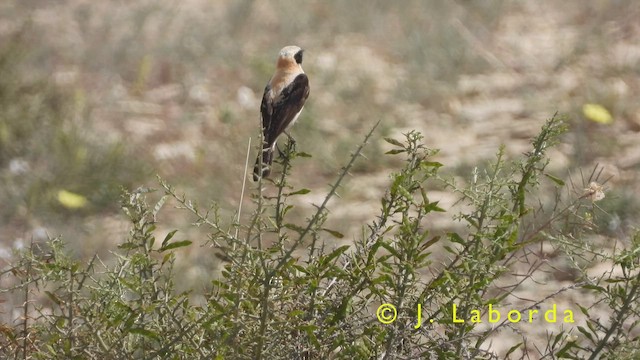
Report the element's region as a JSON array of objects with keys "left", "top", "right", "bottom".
[{"left": 294, "top": 50, "right": 304, "bottom": 64}]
